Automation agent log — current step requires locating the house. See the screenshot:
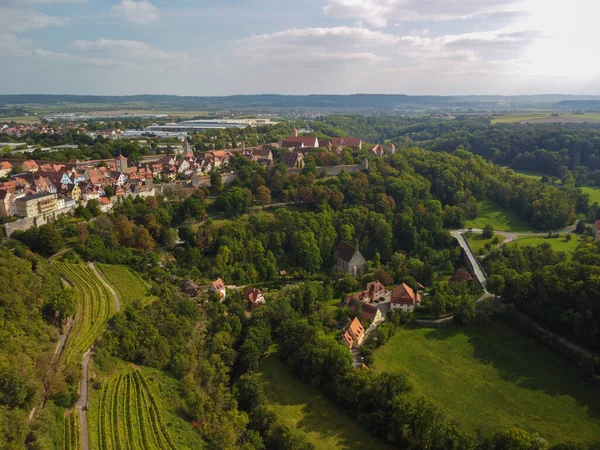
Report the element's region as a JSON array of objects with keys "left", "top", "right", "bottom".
[
  {"left": 361, "top": 303, "right": 383, "bottom": 322},
  {"left": 390, "top": 283, "right": 421, "bottom": 312},
  {"left": 282, "top": 151, "right": 305, "bottom": 169},
  {"left": 99, "top": 196, "right": 113, "bottom": 213},
  {"left": 0, "top": 161, "right": 12, "bottom": 178},
  {"left": 15, "top": 192, "right": 57, "bottom": 218},
  {"left": 22, "top": 160, "right": 39, "bottom": 172},
  {"left": 208, "top": 278, "right": 227, "bottom": 300},
  {"left": 334, "top": 241, "right": 365, "bottom": 276},
  {"left": 282, "top": 136, "right": 319, "bottom": 149},
  {"left": 344, "top": 280, "right": 387, "bottom": 306},
  {"left": 371, "top": 144, "right": 386, "bottom": 157},
  {"left": 331, "top": 137, "right": 362, "bottom": 151},
  {"left": 341, "top": 317, "right": 365, "bottom": 348},
  {"left": 451, "top": 268, "right": 474, "bottom": 283},
  {"left": 244, "top": 286, "right": 265, "bottom": 309},
  {"left": 182, "top": 279, "right": 200, "bottom": 297}
]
